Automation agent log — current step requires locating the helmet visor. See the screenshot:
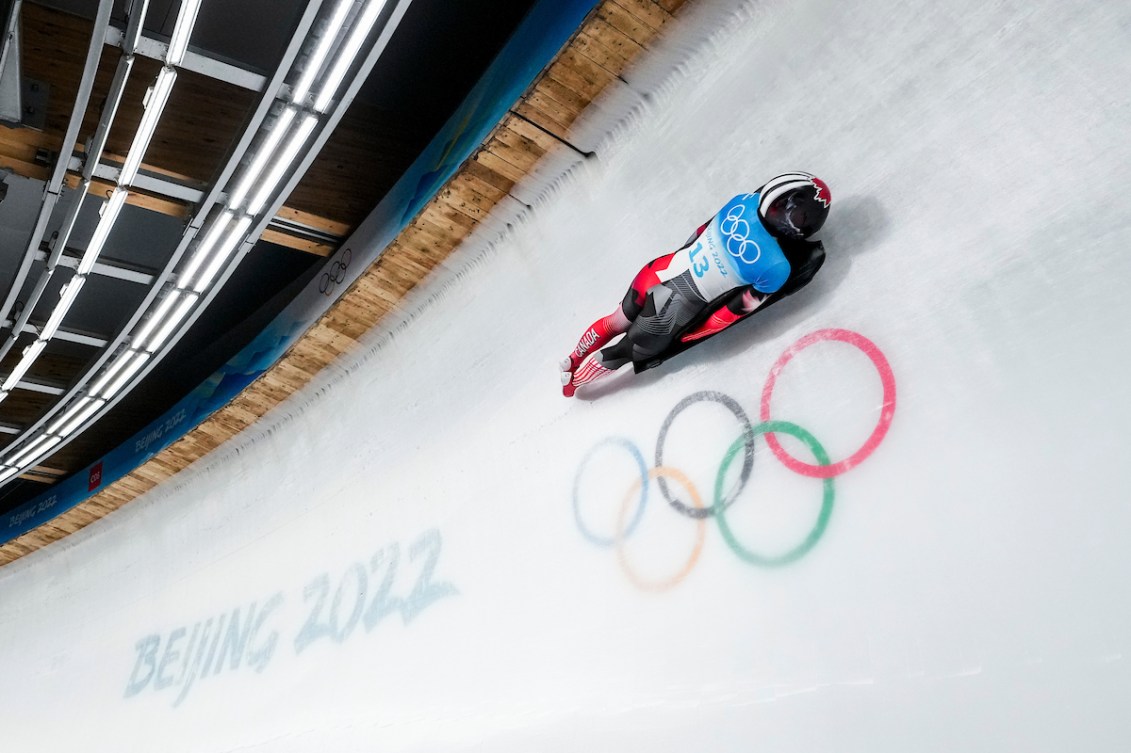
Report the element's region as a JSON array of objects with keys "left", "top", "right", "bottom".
[{"left": 765, "top": 190, "right": 826, "bottom": 238}]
